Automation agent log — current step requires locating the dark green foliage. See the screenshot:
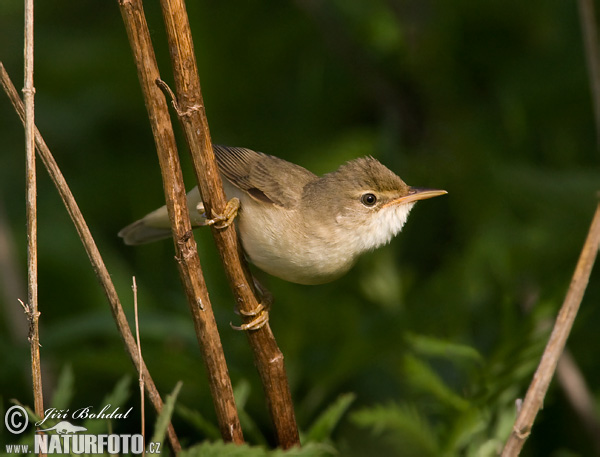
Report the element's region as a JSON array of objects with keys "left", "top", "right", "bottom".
[
  {"left": 303, "top": 393, "right": 356, "bottom": 444},
  {"left": 1, "top": 0, "right": 599, "bottom": 455},
  {"left": 179, "top": 442, "right": 336, "bottom": 457}
]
